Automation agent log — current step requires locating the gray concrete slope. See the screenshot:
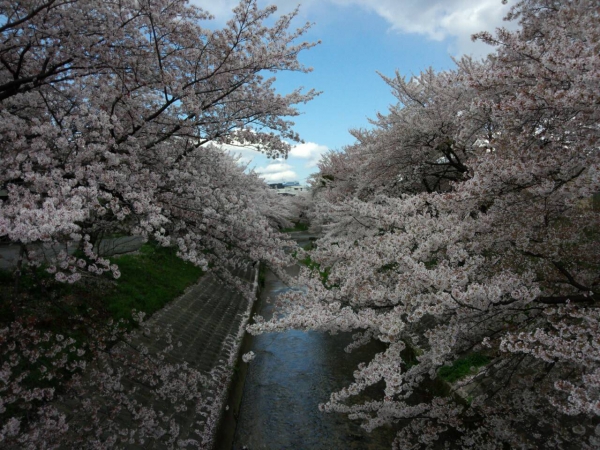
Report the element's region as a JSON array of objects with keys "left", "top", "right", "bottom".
[
  {"left": 51, "top": 261, "right": 256, "bottom": 450},
  {"left": 111, "top": 261, "right": 256, "bottom": 449}
]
